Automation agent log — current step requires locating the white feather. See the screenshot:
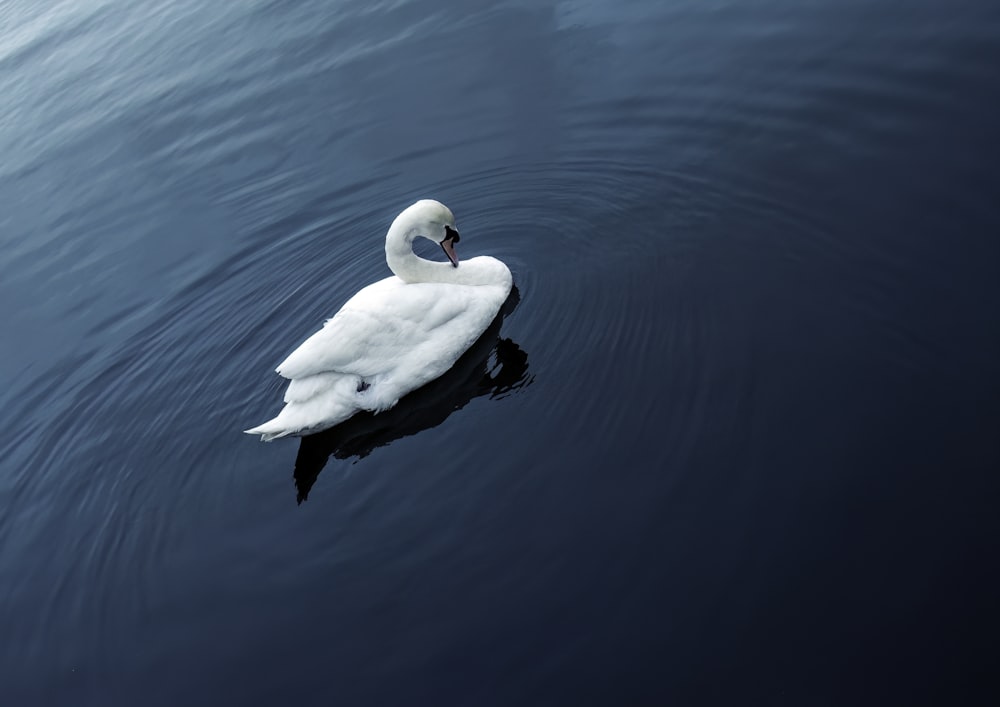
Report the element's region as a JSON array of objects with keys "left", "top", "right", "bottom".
[{"left": 245, "top": 200, "right": 512, "bottom": 441}]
